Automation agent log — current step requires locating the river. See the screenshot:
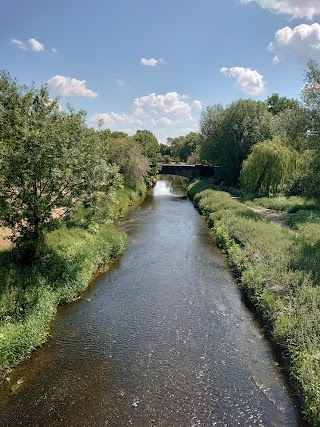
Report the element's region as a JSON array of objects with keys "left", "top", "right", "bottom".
[{"left": 0, "top": 176, "right": 306, "bottom": 426}]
